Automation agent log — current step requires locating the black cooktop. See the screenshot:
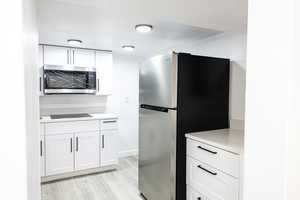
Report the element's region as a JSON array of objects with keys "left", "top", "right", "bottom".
[{"left": 50, "top": 113, "right": 92, "bottom": 119}]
